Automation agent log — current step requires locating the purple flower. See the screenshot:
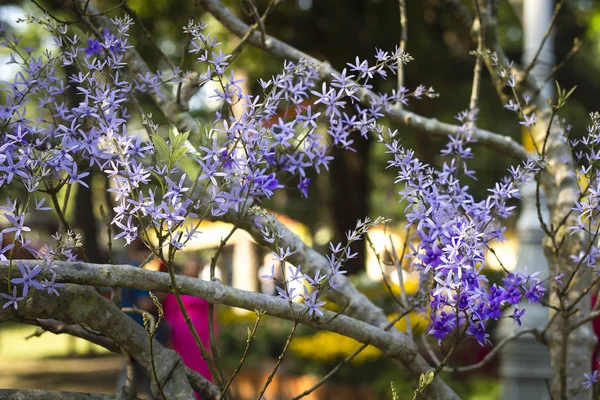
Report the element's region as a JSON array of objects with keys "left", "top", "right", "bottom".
[
  {"left": 276, "top": 286, "right": 297, "bottom": 302},
  {"left": 304, "top": 290, "right": 326, "bottom": 316},
  {"left": 298, "top": 178, "right": 310, "bottom": 198},
  {"left": 525, "top": 282, "right": 545, "bottom": 303},
  {"left": 10, "top": 262, "right": 43, "bottom": 291},
  {"left": 42, "top": 273, "right": 65, "bottom": 296},
  {"left": 1, "top": 286, "right": 25, "bottom": 309},
  {"left": 69, "top": 163, "right": 90, "bottom": 188},
  {"left": 260, "top": 264, "right": 276, "bottom": 280},
  {"left": 510, "top": 307, "right": 526, "bottom": 326},
  {"left": 582, "top": 370, "right": 600, "bottom": 389},
  {"left": 520, "top": 113, "right": 536, "bottom": 128},
  {"left": 84, "top": 38, "right": 102, "bottom": 56}
]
